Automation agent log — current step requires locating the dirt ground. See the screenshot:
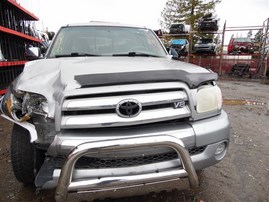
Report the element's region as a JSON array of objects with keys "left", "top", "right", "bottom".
[{"left": 0, "top": 80, "right": 269, "bottom": 202}]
